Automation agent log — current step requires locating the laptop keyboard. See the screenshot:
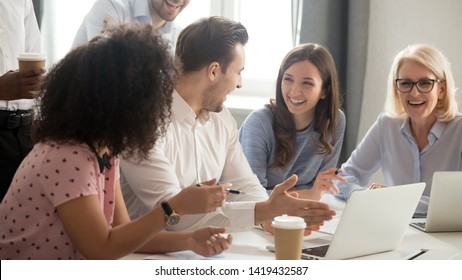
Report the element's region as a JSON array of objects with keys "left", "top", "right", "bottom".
[
  {"left": 302, "top": 244, "right": 330, "bottom": 259},
  {"left": 413, "top": 222, "right": 426, "bottom": 228}
]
